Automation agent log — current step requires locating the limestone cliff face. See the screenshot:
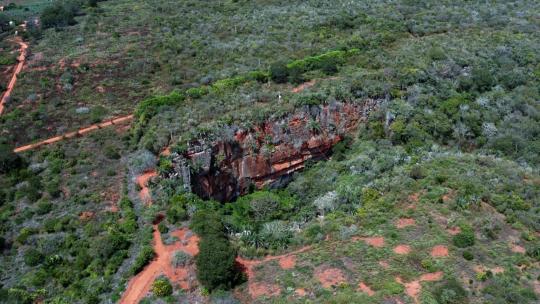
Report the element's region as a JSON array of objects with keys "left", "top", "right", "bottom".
[{"left": 173, "top": 100, "right": 380, "bottom": 202}]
